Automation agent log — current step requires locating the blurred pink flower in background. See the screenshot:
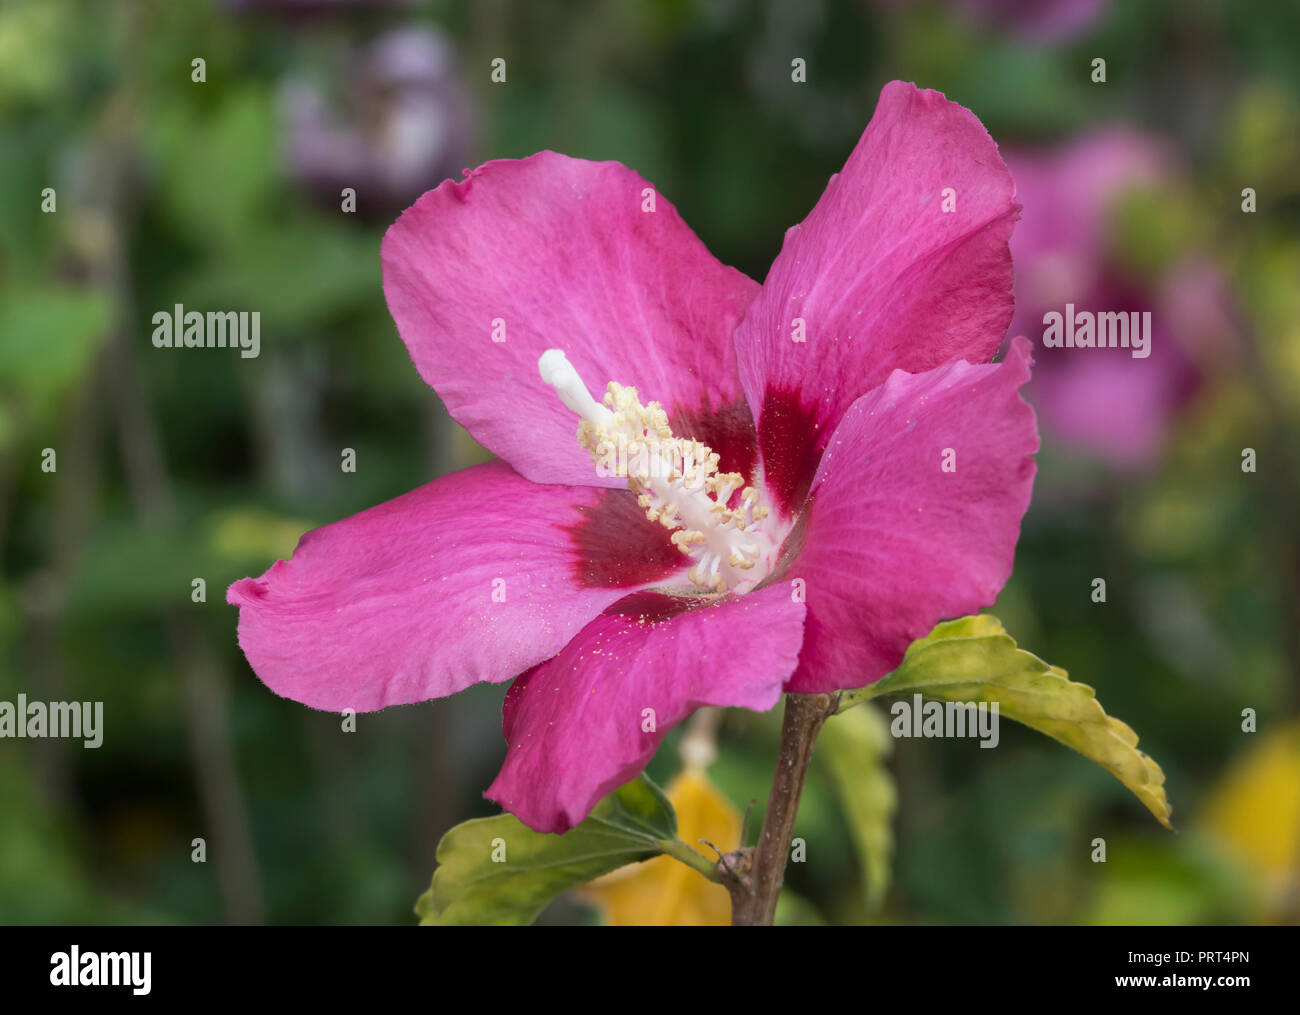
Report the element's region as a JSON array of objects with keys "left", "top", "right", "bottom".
[
  {"left": 278, "top": 27, "right": 473, "bottom": 213},
  {"left": 955, "top": 0, "right": 1108, "bottom": 42},
  {"left": 228, "top": 0, "right": 415, "bottom": 13},
  {"left": 1006, "top": 129, "right": 1236, "bottom": 469},
  {"left": 877, "top": 0, "right": 1107, "bottom": 43}
]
